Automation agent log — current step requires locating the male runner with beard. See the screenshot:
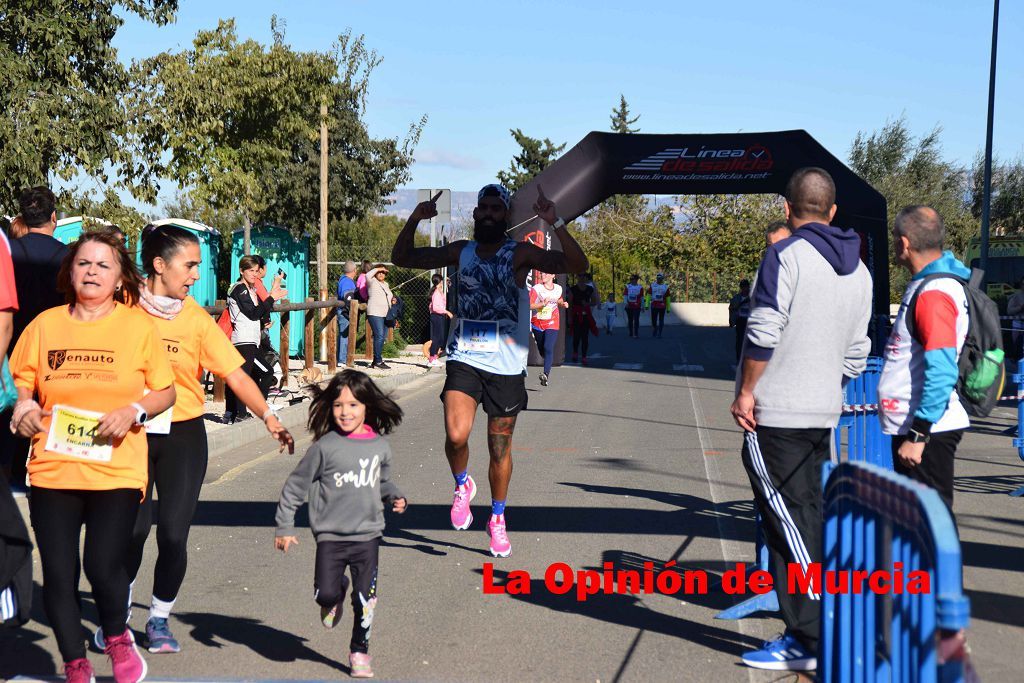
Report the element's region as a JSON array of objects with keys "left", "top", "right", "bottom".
[{"left": 392, "top": 184, "right": 588, "bottom": 557}]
